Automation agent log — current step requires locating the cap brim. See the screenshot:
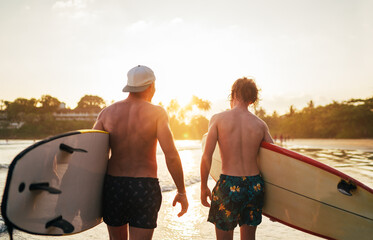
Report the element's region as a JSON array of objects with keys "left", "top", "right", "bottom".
[{"left": 122, "top": 83, "right": 151, "bottom": 93}]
